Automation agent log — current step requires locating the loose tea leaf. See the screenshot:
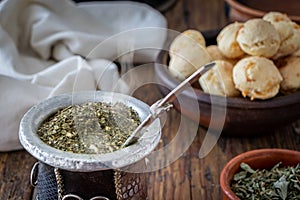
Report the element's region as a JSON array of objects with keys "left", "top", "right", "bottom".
[
  {"left": 274, "top": 175, "right": 289, "bottom": 200},
  {"left": 231, "top": 162, "right": 300, "bottom": 200},
  {"left": 37, "top": 102, "right": 141, "bottom": 154},
  {"left": 240, "top": 162, "right": 256, "bottom": 174}
]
